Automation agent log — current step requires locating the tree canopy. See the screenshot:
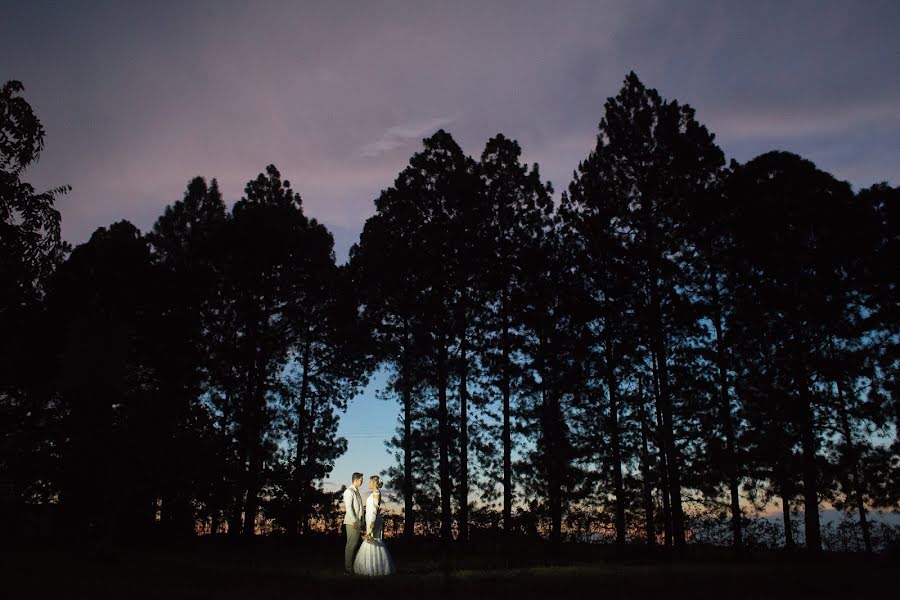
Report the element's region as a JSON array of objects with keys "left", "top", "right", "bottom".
[{"left": 2, "top": 74, "right": 897, "bottom": 554}]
